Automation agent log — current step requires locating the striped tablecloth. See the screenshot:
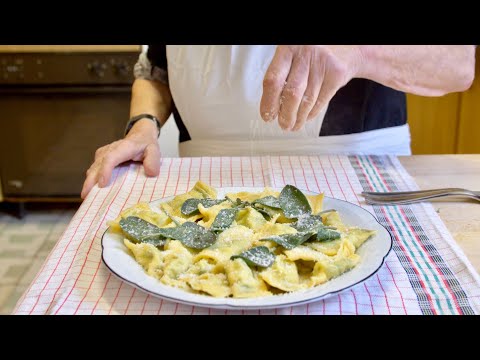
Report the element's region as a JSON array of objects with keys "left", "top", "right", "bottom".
[{"left": 13, "top": 156, "right": 480, "bottom": 315}]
